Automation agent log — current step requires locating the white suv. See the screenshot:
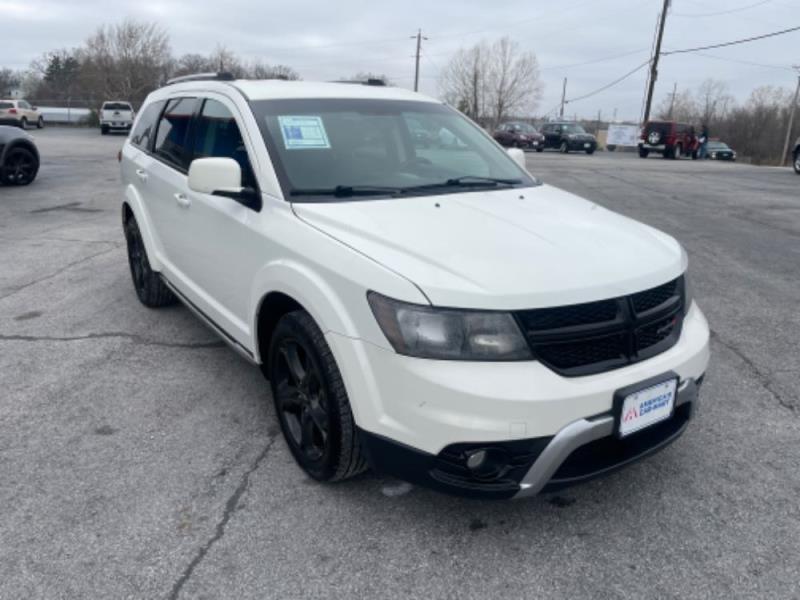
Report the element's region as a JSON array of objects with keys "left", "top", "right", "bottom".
[{"left": 120, "top": 74, "right": 710, "bottom": 499}]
